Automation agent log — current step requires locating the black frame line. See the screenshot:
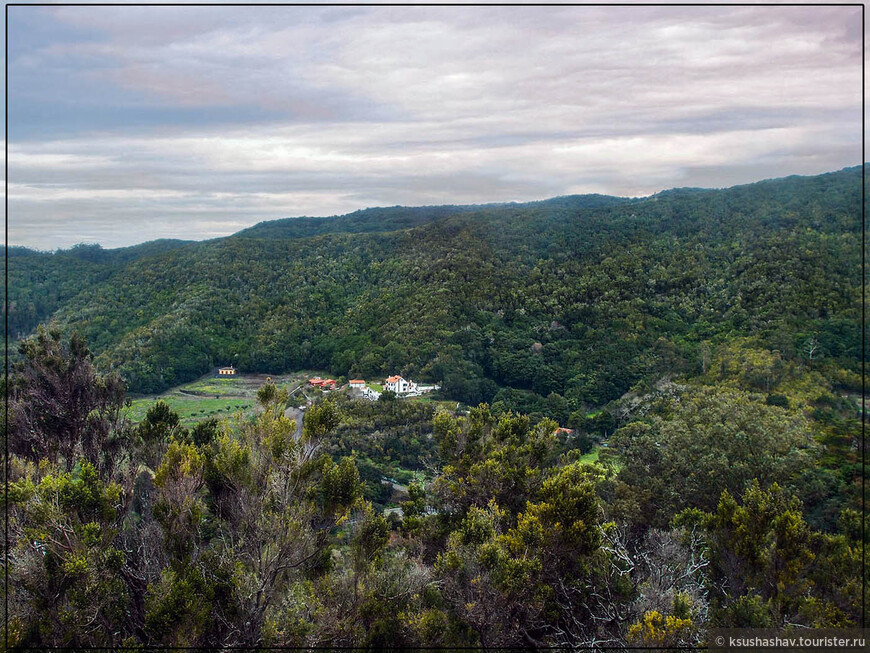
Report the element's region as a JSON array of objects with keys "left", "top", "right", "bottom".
[
  {"left": 862, "top": 0, "right": 866, "bottom": 634},
  {"left": 4, "top": 2, "right": 7, "bottom": 651},
  {"left": 3, "top": 1, "right": 866, "bottom": 650}
]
